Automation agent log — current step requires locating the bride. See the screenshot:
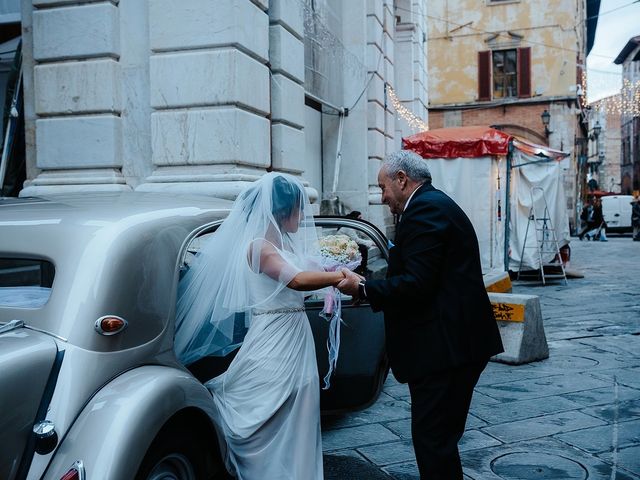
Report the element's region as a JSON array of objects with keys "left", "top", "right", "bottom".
[{"left": 174, "top": 172, "right": 345, "bottom": 479}]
